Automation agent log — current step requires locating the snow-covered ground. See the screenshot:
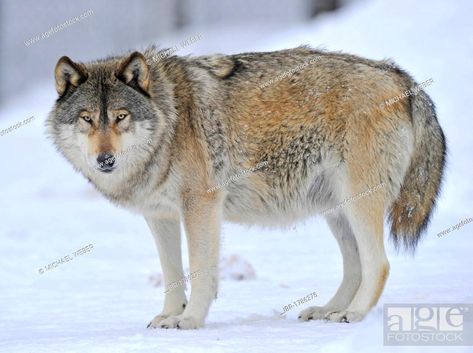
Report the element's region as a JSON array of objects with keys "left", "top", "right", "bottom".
[{"left": 1, "top": 0, "right": 472, "bottom": 352}]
